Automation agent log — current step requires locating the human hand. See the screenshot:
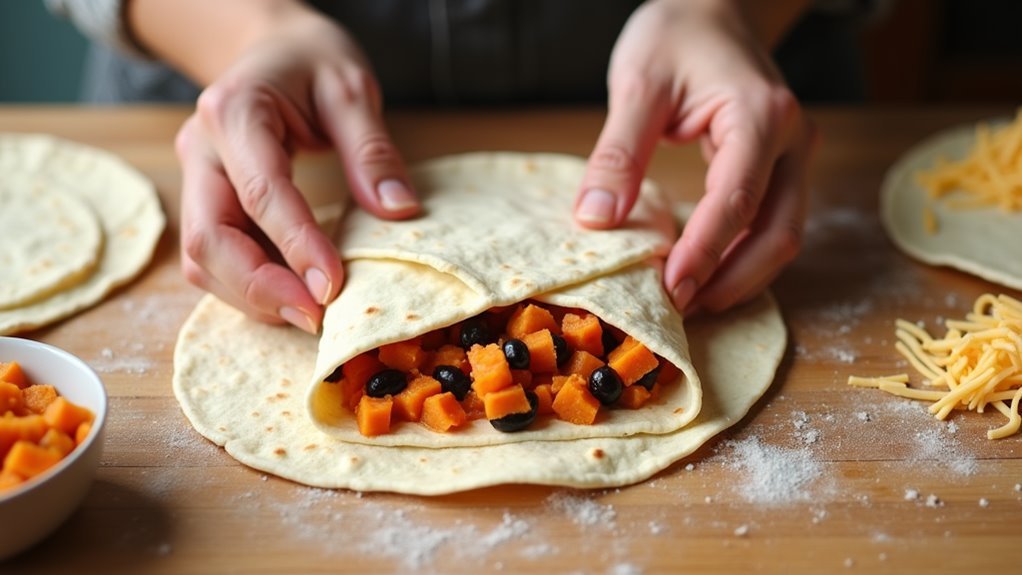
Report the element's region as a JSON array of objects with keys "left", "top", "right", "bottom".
[
  {"left": 573, "top": 0, "right": 818, "bottom": 314},
  {"left": 176, "top": 6, "right": 419, "bottom": 333}
]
